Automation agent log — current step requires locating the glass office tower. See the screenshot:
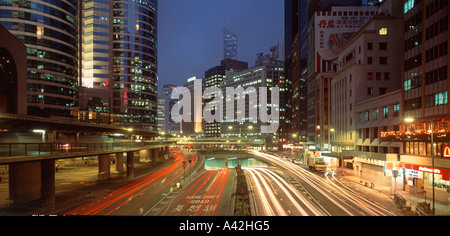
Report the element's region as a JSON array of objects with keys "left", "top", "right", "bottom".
[
  {"left": 0, "top": 0, "right": 79, "bottom": 118},
  {"left": 81, "top": 0, "right": 158, "bottom": 131},
  {"left": 223, "top": 27, "right": 237, "bottom": 60},
  {"left": 112, "top": 0, "right": 158, "bottom": 130}
]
